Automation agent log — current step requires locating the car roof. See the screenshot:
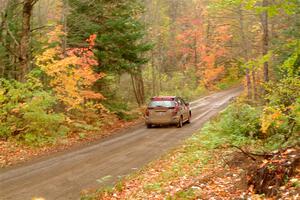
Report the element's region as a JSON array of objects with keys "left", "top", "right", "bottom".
[{"left": 151, "top": 96, "right": 177, "bottom": 101}]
